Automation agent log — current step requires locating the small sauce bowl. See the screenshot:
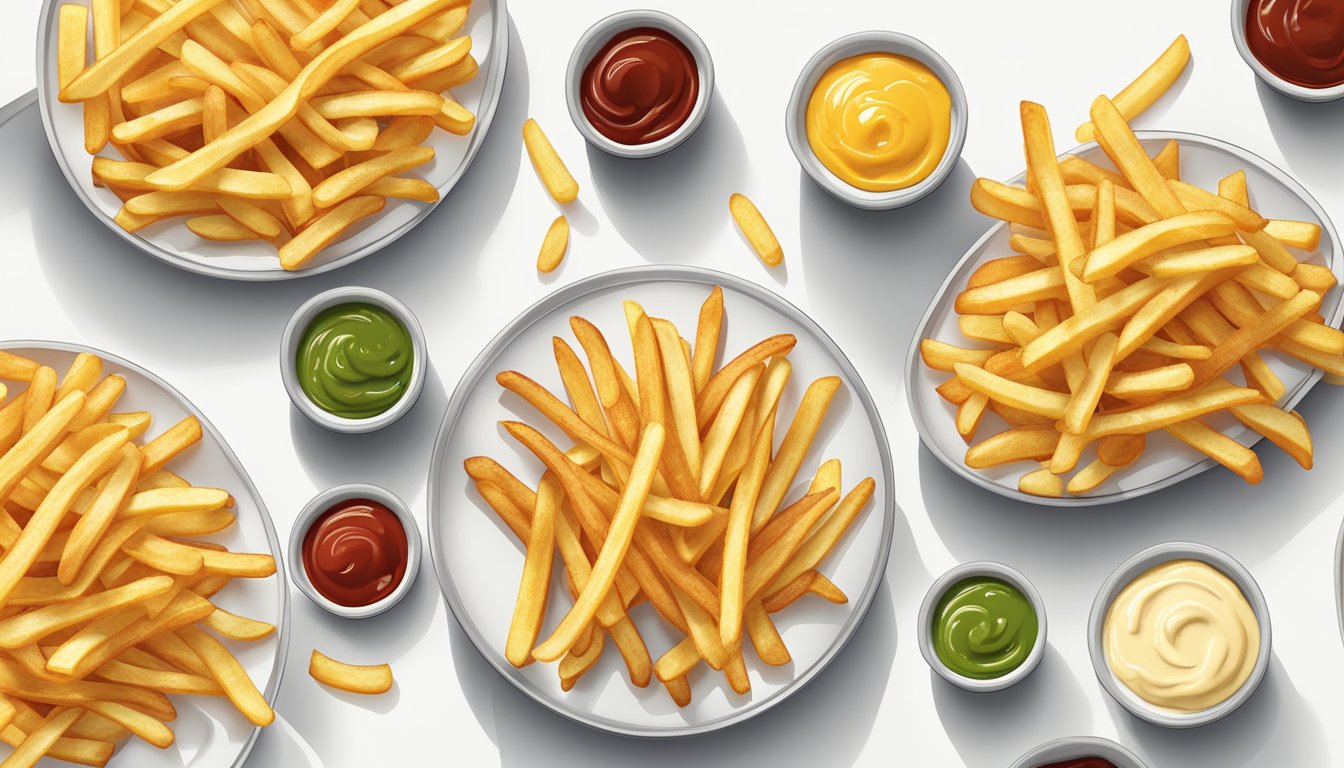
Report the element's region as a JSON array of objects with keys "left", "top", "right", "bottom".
[
  {"left": 917, "top": 560, "right": 1047, "bottom": 692},
  {"left": 1088, "top": 541, "right": 1272, "bottom": 728},
  {"left": 280, "top": 286, "right": 427, "bottom": 435},
  {"left": 1009, "top": 736, "right": 1150, "bottom": 768},
  {"left": 1231, "top": 0, "right": 1344, "bottom": 103},
  {"left": 289, "top": 483, "right": 422, "bottom": 620},
  {"left": 565, "top": 9, "right": 715, "bottom": 158},
  {"left": 786, "top": 30, "right": 968, "bottom": 210}
]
